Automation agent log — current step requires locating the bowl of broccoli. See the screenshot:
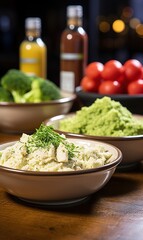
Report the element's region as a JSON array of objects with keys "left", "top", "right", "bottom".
[{"left": 0, "top": 69, "right": 76, "bottom": 133}]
